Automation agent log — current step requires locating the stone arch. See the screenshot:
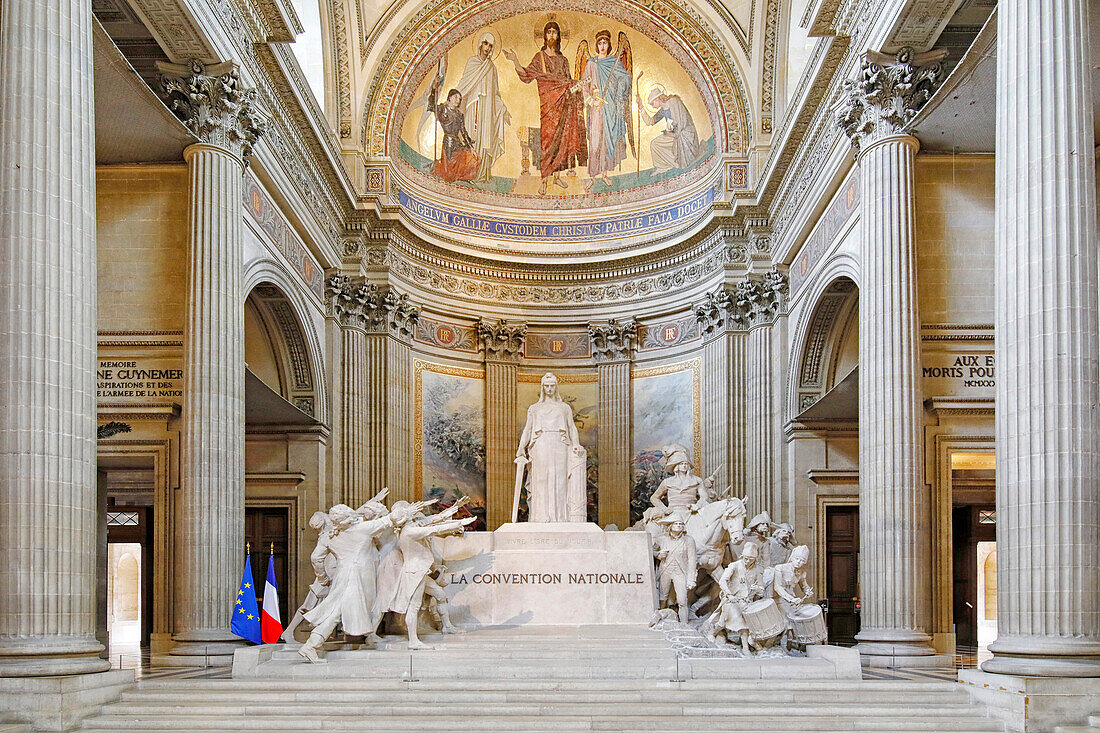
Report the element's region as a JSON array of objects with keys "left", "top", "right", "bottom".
[
  {"left": 788, "top": 274, "right": 859, "bottom": 417},
  {"left": 243, "top": 263, "right": 328, "bottom": 425}
]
